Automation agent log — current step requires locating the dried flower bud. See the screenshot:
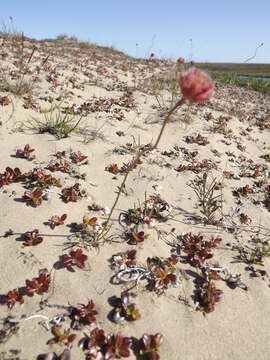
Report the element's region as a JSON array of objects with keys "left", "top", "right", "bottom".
[
  {"left": 177, "top": 57, "right": 185, "bottom": 65},
  {"left": 180, "top": 67, "right": 213, "bottom": 103}
]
